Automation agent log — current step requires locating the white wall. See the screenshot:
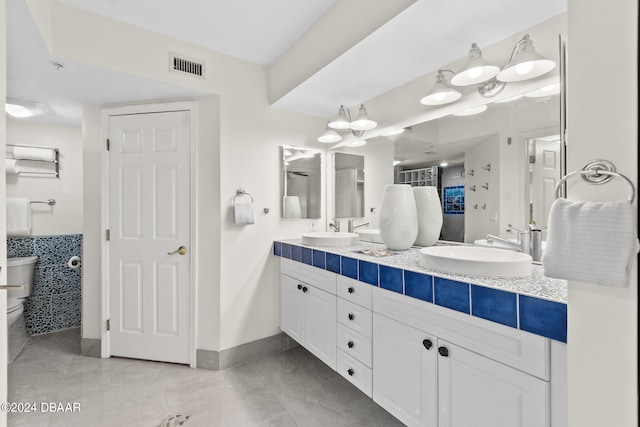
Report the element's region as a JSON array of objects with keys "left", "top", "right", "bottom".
[
  {"left": 1, "top": 0, "right": 9, "bottom": 421},
  {"left": 6, "top": 119, "right": 82, "bottom": 235},
  {"left": 567, "top": 1, "right": 638, "bottom": 426}
]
